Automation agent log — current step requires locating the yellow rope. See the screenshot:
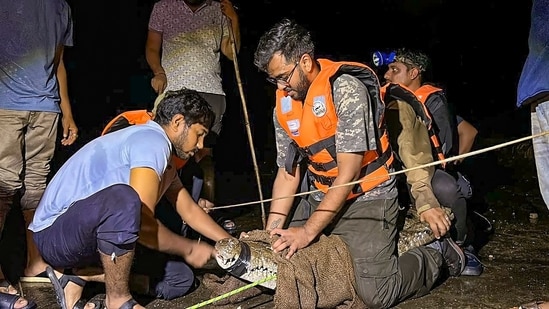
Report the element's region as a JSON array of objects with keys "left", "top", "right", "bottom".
[{"left": 185, "top": 274, "right": 277, "bottom": 309}]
